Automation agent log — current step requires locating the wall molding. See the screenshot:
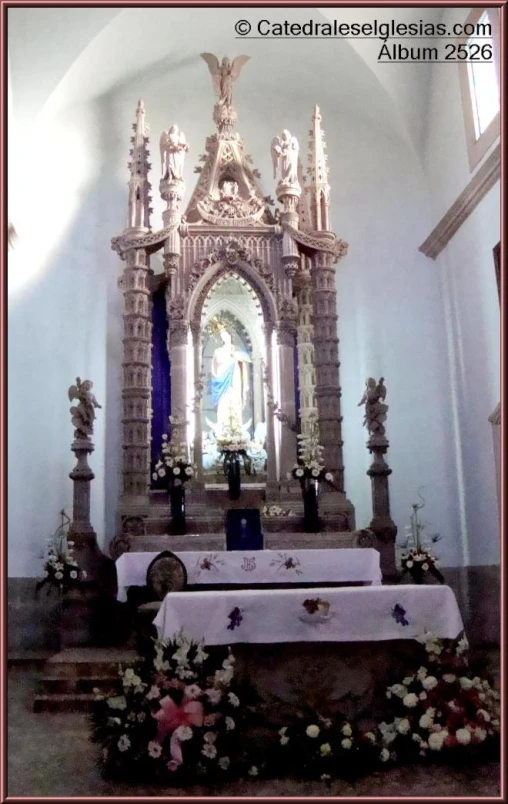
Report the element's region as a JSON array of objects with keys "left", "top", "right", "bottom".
[{"left": 419, "top": 142, "right": 500, "bottom": 260}]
